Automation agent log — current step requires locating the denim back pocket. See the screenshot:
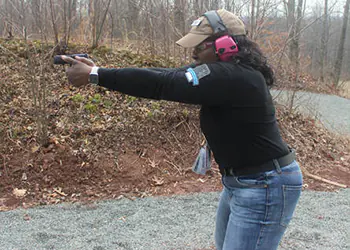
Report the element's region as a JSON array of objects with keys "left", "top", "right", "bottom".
[{"left": 280, "top": 184, "right": 302, "bottom": 227}]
